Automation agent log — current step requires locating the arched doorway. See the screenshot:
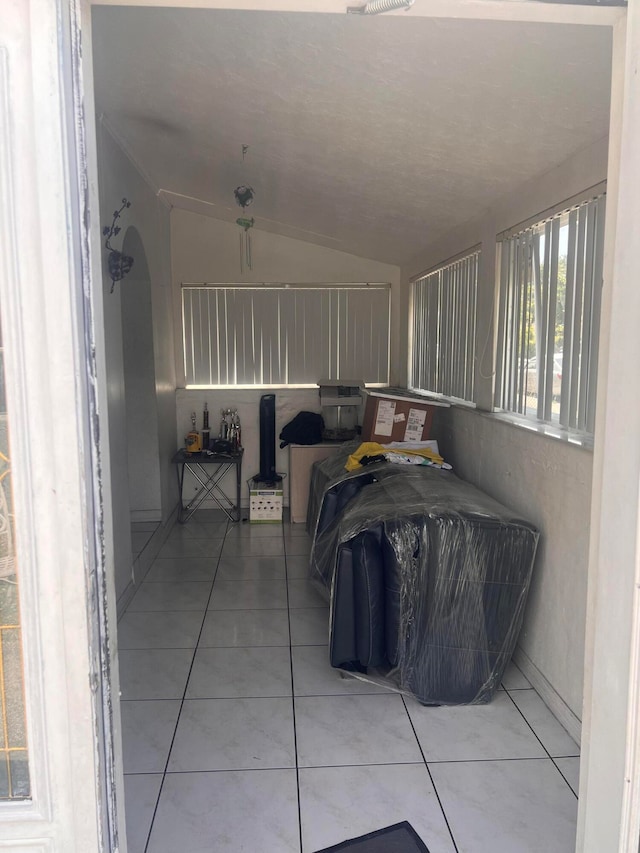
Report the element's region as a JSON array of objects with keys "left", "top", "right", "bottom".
[{"left": 120, "top": 227, "right": 162, "bottom": 546}]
